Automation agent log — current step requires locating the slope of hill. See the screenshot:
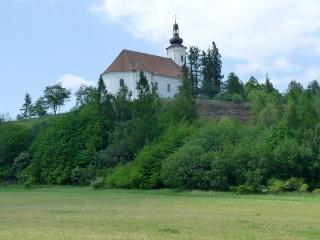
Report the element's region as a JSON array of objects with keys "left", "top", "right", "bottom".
[{"left": 196, "top": 99, "right": 251, "bottom": 122}]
